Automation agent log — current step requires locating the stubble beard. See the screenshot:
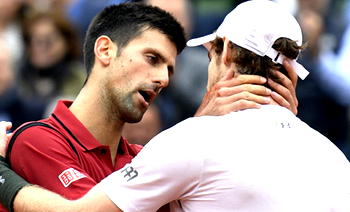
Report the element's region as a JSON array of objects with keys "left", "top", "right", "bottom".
[{"left": 103, "top": 84, "right": 144, "bottom": 124}]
